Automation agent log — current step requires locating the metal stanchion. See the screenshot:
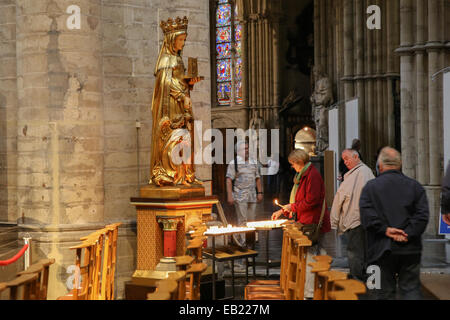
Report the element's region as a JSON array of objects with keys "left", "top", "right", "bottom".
[{"left": 23, "top": 233, "right": 32, "bottom": 270}]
